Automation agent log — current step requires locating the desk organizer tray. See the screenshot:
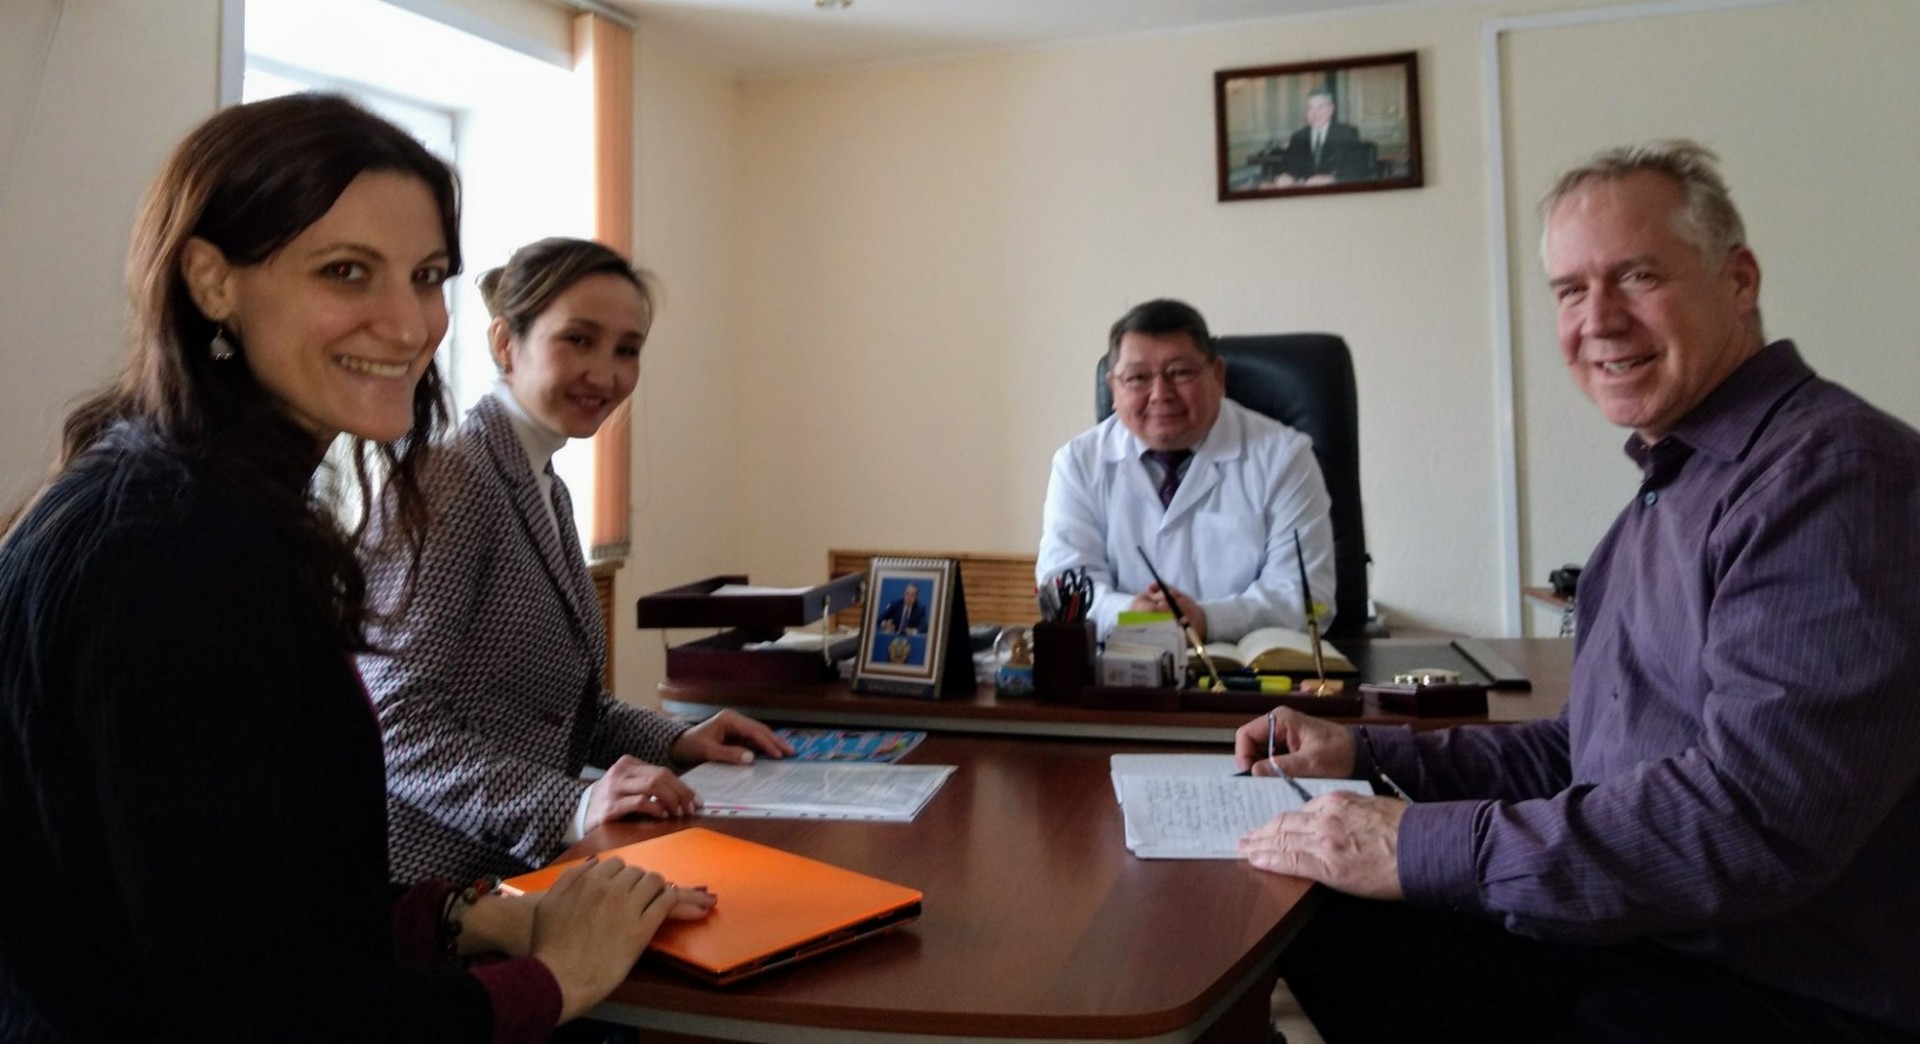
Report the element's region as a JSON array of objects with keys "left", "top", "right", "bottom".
[
  {"left": 635, "top": 573, "right": 864, "bottom": 630},
  {"left": 1345, "top": 639, "right": 1531, "bottom": 692},
  {"left": 1079, "top": 686, "right": 1183, "bottom": 712},
  {"left": 1078, "top": 684, "right": 1362, "bottom": 717},
  {"left": 1359, "top": 682, "right": 1489, "bottom": 717},
  {"left": 1181, "top": 687, "right": 1364, "bottom": 717},
  {"left": 637, "top": 573, "right": 866, "bottom": 685}
]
